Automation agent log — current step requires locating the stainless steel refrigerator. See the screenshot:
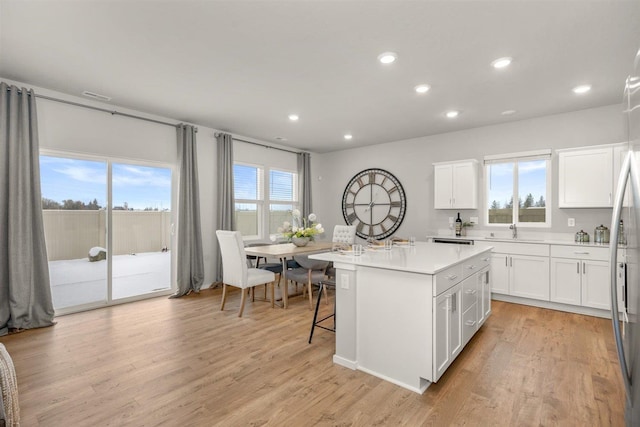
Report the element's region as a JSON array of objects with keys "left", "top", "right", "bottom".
[{"left": 611, "top": 46, "right": 640, "bottom": 426}]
